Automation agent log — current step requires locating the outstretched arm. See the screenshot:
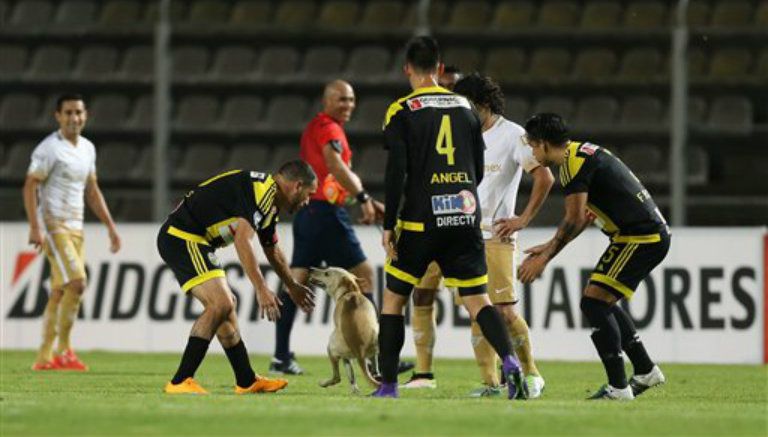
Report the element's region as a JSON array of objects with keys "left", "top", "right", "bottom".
[
  {"left": 263, "top": 243, "right": 315, "bottom": 313},
  {"left": 233, "top": 218, "right": 282, "bottom": 321}
]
